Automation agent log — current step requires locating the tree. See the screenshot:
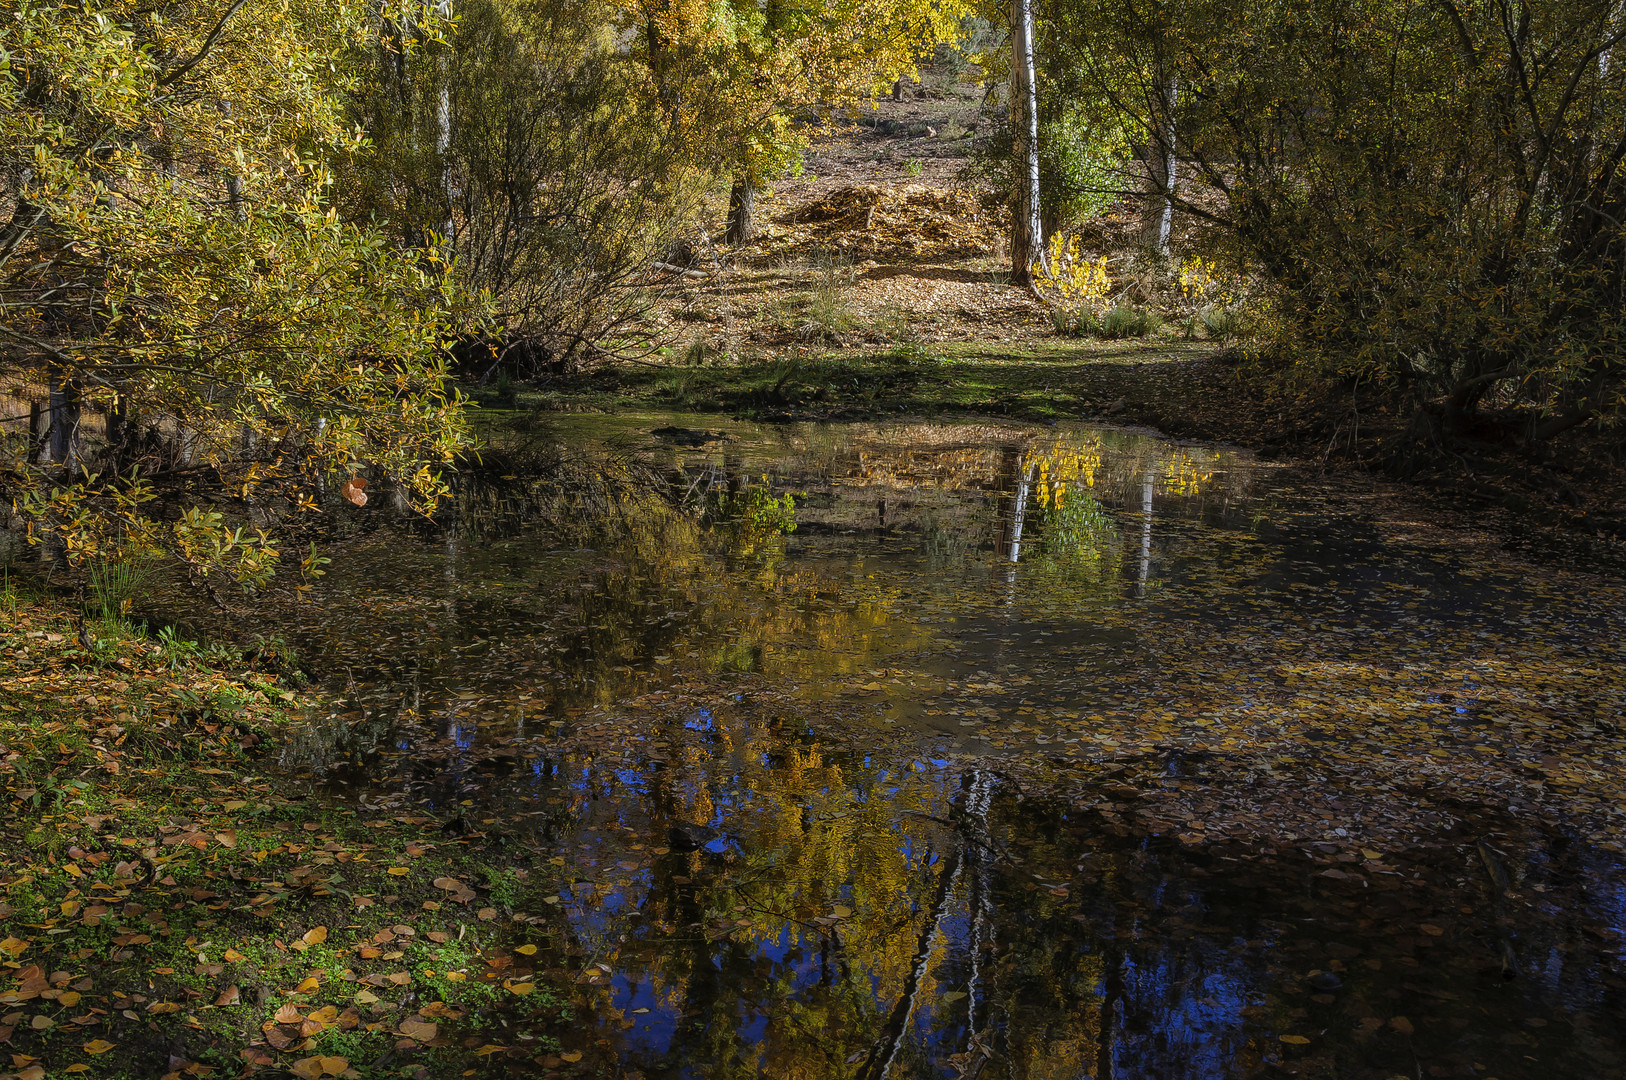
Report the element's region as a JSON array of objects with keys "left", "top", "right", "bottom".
[
  {"left": 0, "top": 0, "right": 475, "bottom": 592},
  {"left": 626, "top": 0, "right": 971, "bottom": 246},
  {"left": 348, "top": 0, "right": 708, "bottom": 373},
  {"left": 1059, "top": 0, "right": 1626, "bottom": 449},
  {"left": 1009, "top": 0, "right": 1043, "bottom": 284}
]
